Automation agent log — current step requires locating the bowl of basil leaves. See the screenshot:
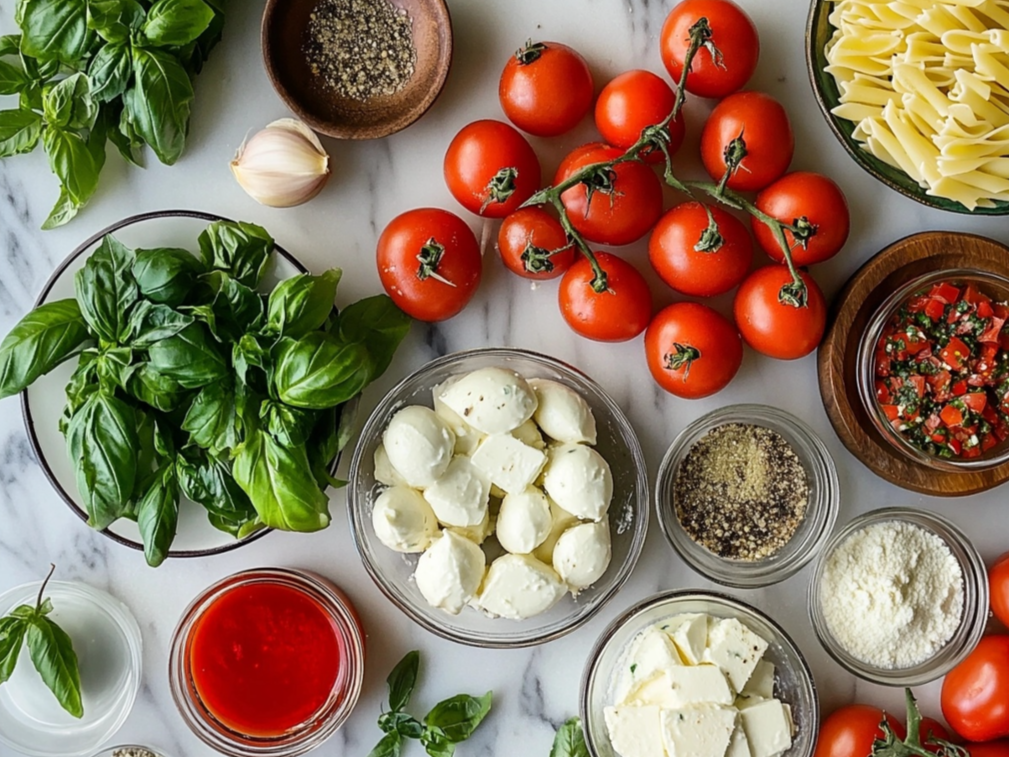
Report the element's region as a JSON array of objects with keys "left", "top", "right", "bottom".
[{"left": 2, "top": 210, "right": 409, "bottom": 566}]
